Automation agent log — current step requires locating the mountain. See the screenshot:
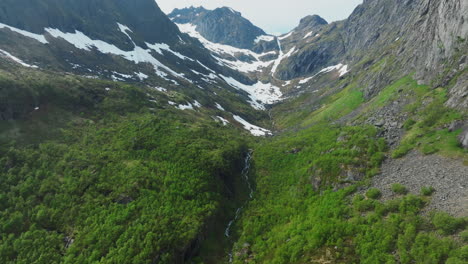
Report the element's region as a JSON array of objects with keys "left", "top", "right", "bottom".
[
  {"left": 0, "top": 0, "right": 467, "bottom": 264},
  {"left": 169, "top": 6, "right": 277, "bottom": 53}
]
